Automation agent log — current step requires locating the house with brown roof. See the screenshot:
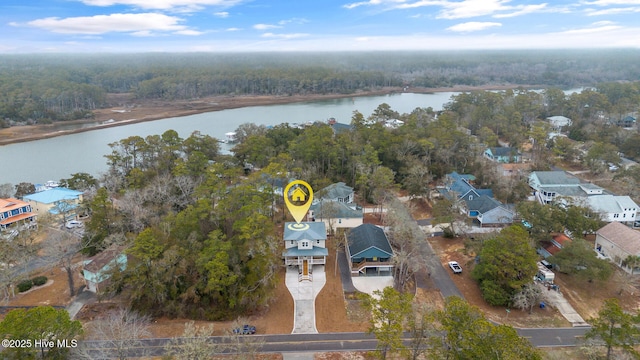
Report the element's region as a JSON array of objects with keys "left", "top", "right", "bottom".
[
  {"left": 82, "top": 248, "right": 127, "bottom": 293},
  {"left": 595, "top": 222, "right": 640, "bottom": 274}
]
